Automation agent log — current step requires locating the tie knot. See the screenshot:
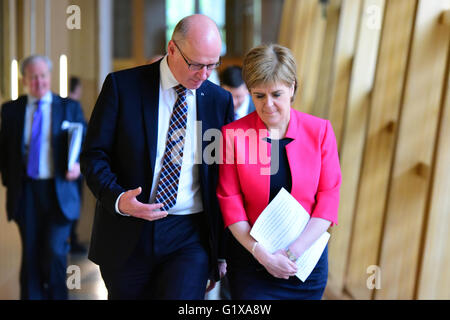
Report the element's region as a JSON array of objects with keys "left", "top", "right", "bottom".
[{"left": 174, "top": 84, "right": 187, "bottom": 98}]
